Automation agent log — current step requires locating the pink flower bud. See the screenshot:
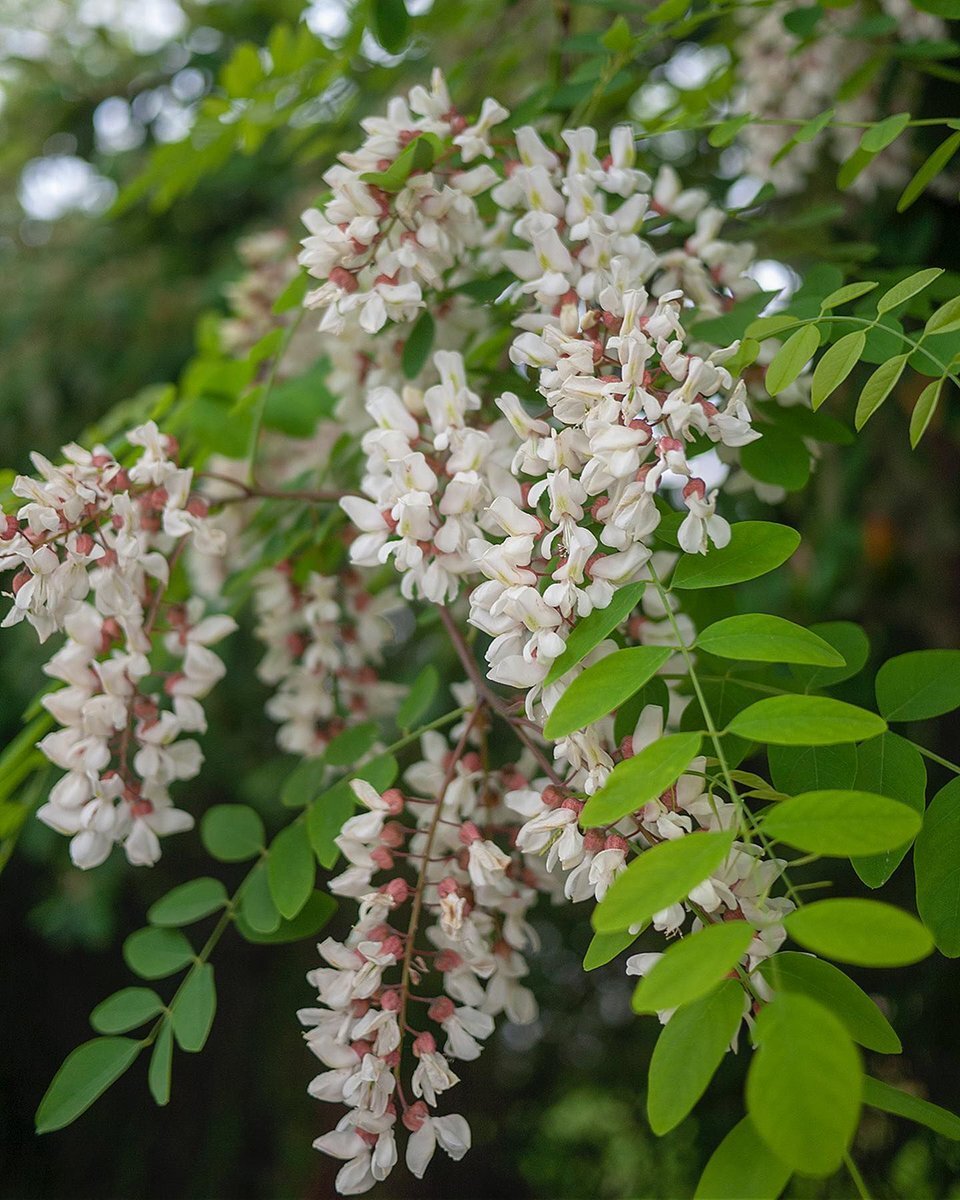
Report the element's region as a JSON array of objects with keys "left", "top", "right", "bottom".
[
  {"left": 403, "top": 1100, "right": 429, "bottom": 1132},
  {"left": 458, "top": 821, "right": 481, "bottom": 846},
  {"left": 412, "top": 1032, "right": 436, "bottom": 1057},
  {"left": 428, "top": 996, "right": 456, "bottom": 1023}
]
